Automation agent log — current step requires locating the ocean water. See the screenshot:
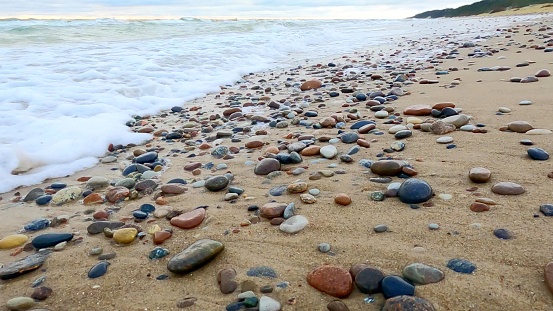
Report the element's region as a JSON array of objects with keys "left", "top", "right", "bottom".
[{"left": 0, "top": 16, "right": 536, "bottom": 193}]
